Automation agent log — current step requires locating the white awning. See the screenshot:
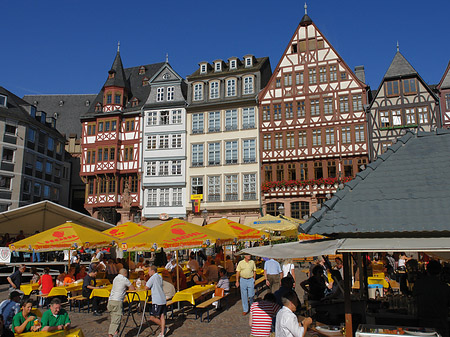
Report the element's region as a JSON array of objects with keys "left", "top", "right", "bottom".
[
  {"left": 228, "top": 216, "right": 241, "bottom": 223},
  {"left": 191, "top": 218, "right": 204, "bottom": 226},
  {"left": 337, "top": 237, "right": 450, "bottom": 253},
  {"left": 0, "top": 200, "right": 113, "bottom": 235},
  {"left": 244, "top": 216, "right": 259, "bottom": 225},
  {"left": 240, "top": 239, "right": 343, "bottom": 259},
  {"left": 142, "top": 219, "right": 163, "bottom": 228}
]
